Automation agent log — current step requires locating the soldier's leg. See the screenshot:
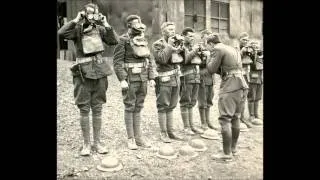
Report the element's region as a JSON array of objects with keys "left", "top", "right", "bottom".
[
  {"left": 198, "top": 81, "right": 208, "bottom": 130},
  {"left": 156, "top": 85, "right": 173, "bottom": 143},
  {"left": 180, "top": 83, "right": 194, "bottom": 135},
  {"left": 247, "top": 84, "right": 255, "bottom": 122},
  {"left": 206, "top": 85, "right": 217, "bottom": 130},
  {"left": 212, "top": 92, "right": 236, "bottom": 161},
  {"left": 254, "top": 83, "right": 263, "bottom": 119},
  {"left": 91, "top": 77, "right": 108, "bottom": 154},
  {"left": 252, "top": 83, "right": 263, "bottom": 125},
  {"left": 240, "top": 75, "right": 249, "bottom": 122},
  {"left": 122, "top": 82, "right": 138, "bottom": 150},
  {"left": 231, "top": 89, "right": 246, "bottom": 155},
  {"left": 73, "top": 76, "right": 92, "bottom": 156},
  {"left": 133, "top": 81, "right": 151, "bottom": 147},
  {"left": 189, "top": 84, "right": 204, "bottom": 134},
  {"left": 78, "top": 104, "right": 91, "bottom": 156},
  {"left": 167, "top": 110, "right": 184, "bottom": 140},
  {"left": 166, "top": 85, "right": 184, "bottom": 140}
]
